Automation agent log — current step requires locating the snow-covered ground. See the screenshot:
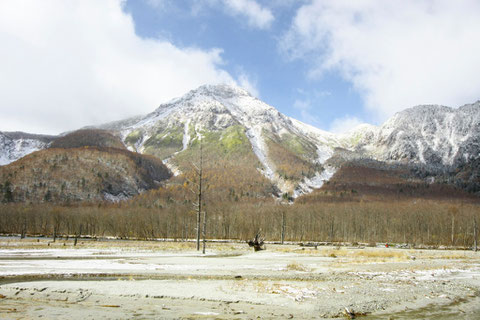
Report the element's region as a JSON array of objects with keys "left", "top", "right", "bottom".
[{"left": 1, "top": 239, "right": 480, "bottom": 319}]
